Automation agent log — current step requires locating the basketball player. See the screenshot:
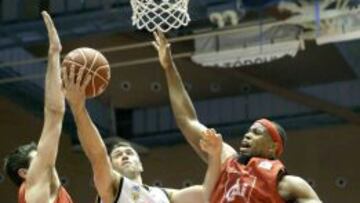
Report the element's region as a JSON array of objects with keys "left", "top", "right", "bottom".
[
  {"left": 63, "top": 67, "right": 204, "bottom": 203},
  {"left": 153, "top": 31, "right": 322, "bottom": 203},
  {"left": 3, "top": 11, "right": 73, "bottom": 203}
]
